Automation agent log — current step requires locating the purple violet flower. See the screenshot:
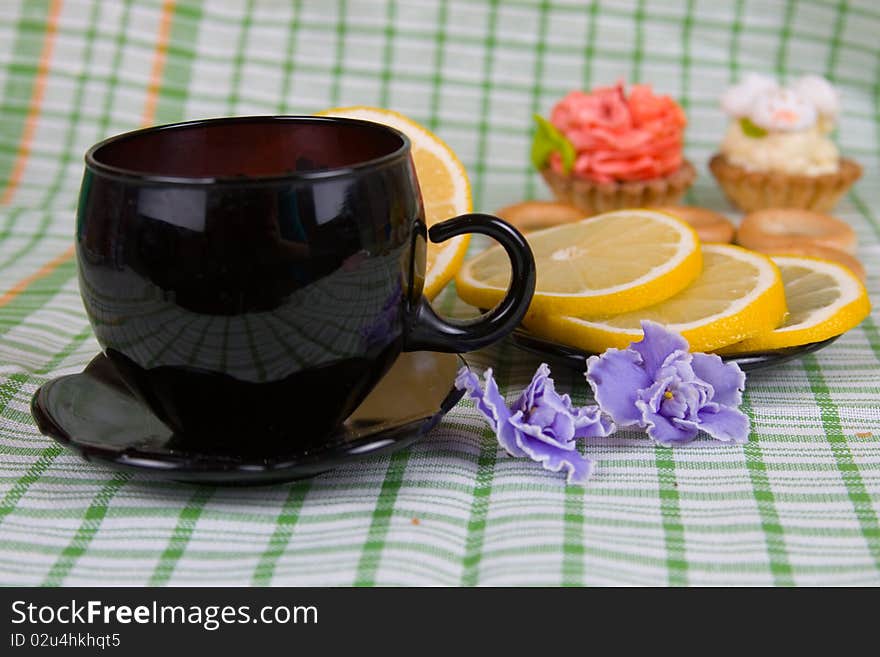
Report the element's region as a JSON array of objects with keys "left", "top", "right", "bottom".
[
  {"left": 455, "top": 363, "right": 615, "bottom": 485},
  {"left": 585, "top": 321, "right": 750, "bottom": 447}
]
